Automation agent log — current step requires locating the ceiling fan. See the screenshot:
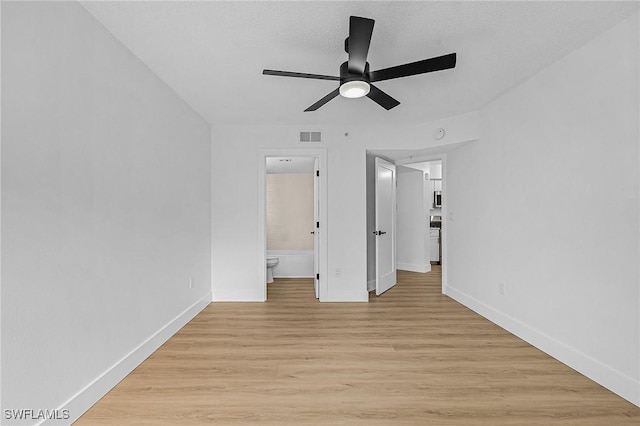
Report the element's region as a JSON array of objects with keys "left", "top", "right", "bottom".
[{"left": 263, "top": 16, "right": 457, "bottom": 112}]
